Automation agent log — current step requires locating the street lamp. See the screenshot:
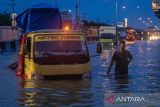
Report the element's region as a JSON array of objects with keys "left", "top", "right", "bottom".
[
  {"left": 122, "top": 6, "right": 126, "bottom": 9},
  {"left": 146, "top": 18, "right": 153, "bottom": 27},
  {"left": 139, "top": 17, "right": 142, "bottom": 21},
  {"left": 68, "top": 9, "right": 72, "bottom": 13},
  {"left": 147, "top": 17, "right": 151, "bottom": 20}
]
